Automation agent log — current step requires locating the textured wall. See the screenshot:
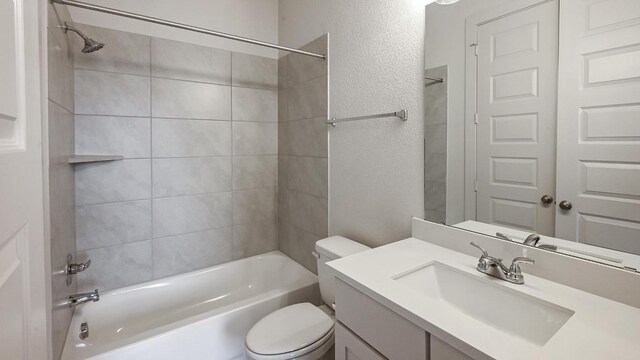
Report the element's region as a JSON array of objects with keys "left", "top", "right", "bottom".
[
  {"left": 73, "top": 25, "right": 278, "bottom": 292},
  {"left": 47, "top": 3, "right": 76, "bottom": 359},
  {"left": 280, "top": 0, "right": 426, "bottom": 247},
  {"left": 278, "top": 35, "right": 328, "bottom": 273},
  {"left": 67, "top": 0, "right": 279, "bottom": 58}
]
